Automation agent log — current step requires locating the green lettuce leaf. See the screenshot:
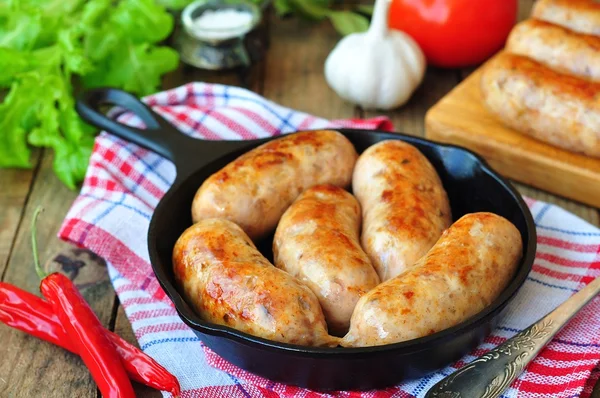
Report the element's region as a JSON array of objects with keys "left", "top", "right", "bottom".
[
  {"left": 0, "top": 48, "right": 30, "bottom": 87},
  {"left": 154, "top": 0, "right": 192, "bottom": 10},
  {"left": 111, "top": 0, "right": 174, "bottom": 44},
  {"left": 0, "top": 4, "right": 42, "bottom": 50},
  {"left": 83, "top": 43, "right": 179, "bottom": 96},
  {"left": 0, "top": 80, "right": 38, "bottom": 167},
  {"left": 0, "top": 0, "right": 179, "bottom": 188},
  {"left": 82, "top": 0, "right": 178, "bottom": 95}
]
